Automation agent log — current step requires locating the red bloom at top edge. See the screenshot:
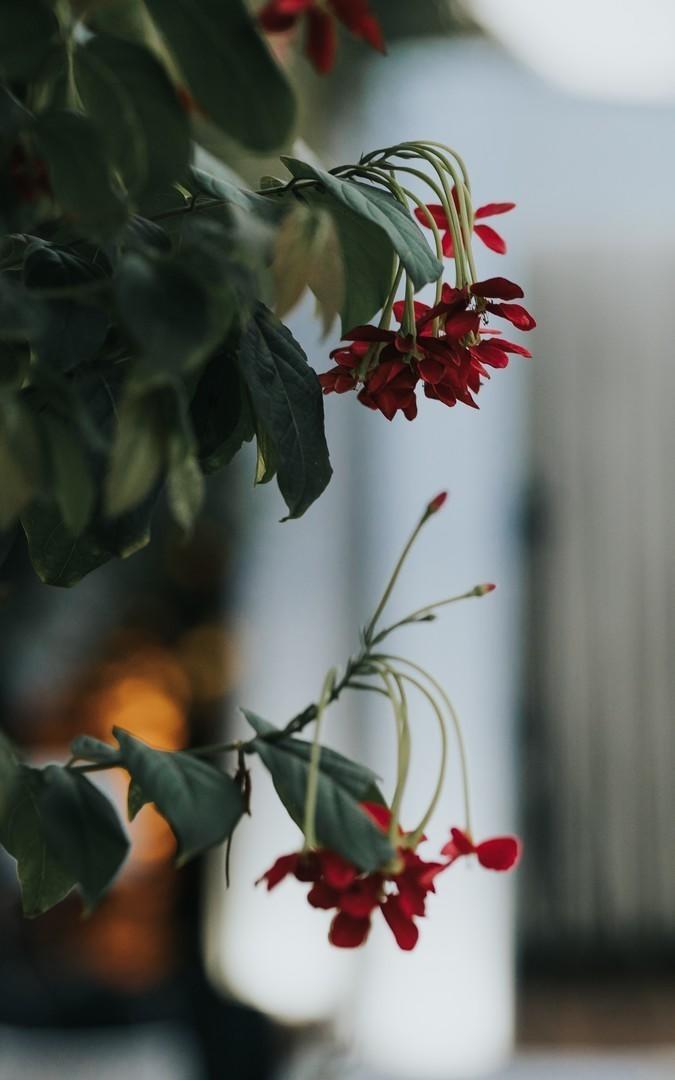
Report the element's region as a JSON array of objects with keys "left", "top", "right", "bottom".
[
  {"left": 415, "top": 193, "right": 516, "bottom": 257},
  {"left": 258, "top": 0, "right": 384, "bottom": 74},
  {"left": 441, "top": 827, "right": 522, "bottom": 871}
]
